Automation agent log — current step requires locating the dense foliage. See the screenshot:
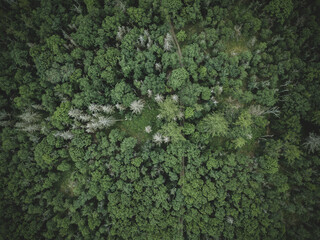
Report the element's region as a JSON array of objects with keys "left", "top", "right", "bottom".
[{"left": 1, "top": 0, "right": 320, "bottom": 239}]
